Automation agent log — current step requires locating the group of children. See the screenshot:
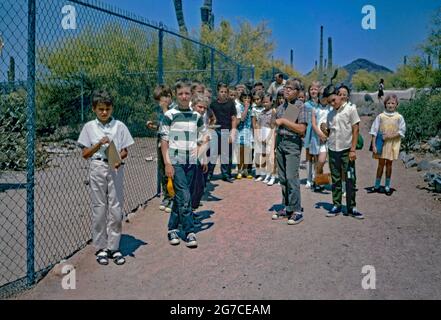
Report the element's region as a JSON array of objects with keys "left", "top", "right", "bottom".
[{"left": 77, "top": 75, "right": 406, "bottom": 265}]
